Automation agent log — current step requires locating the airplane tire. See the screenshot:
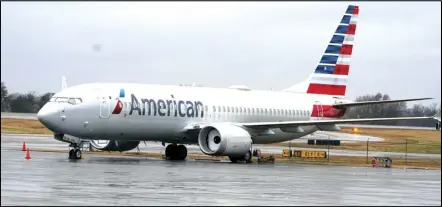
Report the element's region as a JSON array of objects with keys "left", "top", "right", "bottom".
[
  {"left": 244, "top": 150, "right": 252, "bottom": 163},
  {"left": 177, "top": 145, "right": 187, "bottom": 160},
  {"left": 74, "top": 149, "right": 82, "bottom": 159},
  {"left": 68, "top": 149, "right": 74, "bottom": 159},
  {"left": 229, "top": 157, "right": 239, "bottom": 163},
  {"left": 165, "top": 144, "right": 176, "bottom": 159}
]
